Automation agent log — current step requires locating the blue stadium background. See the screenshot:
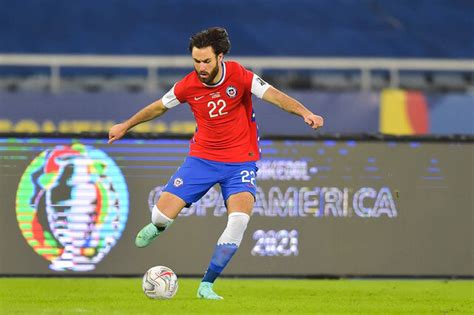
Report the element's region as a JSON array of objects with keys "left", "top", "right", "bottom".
[
  {"left": 1, "top": 0, "right": 473, "bottom": 57},
  {"left": 0, "top": 0, "right": 472, "bottom": 135}
]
